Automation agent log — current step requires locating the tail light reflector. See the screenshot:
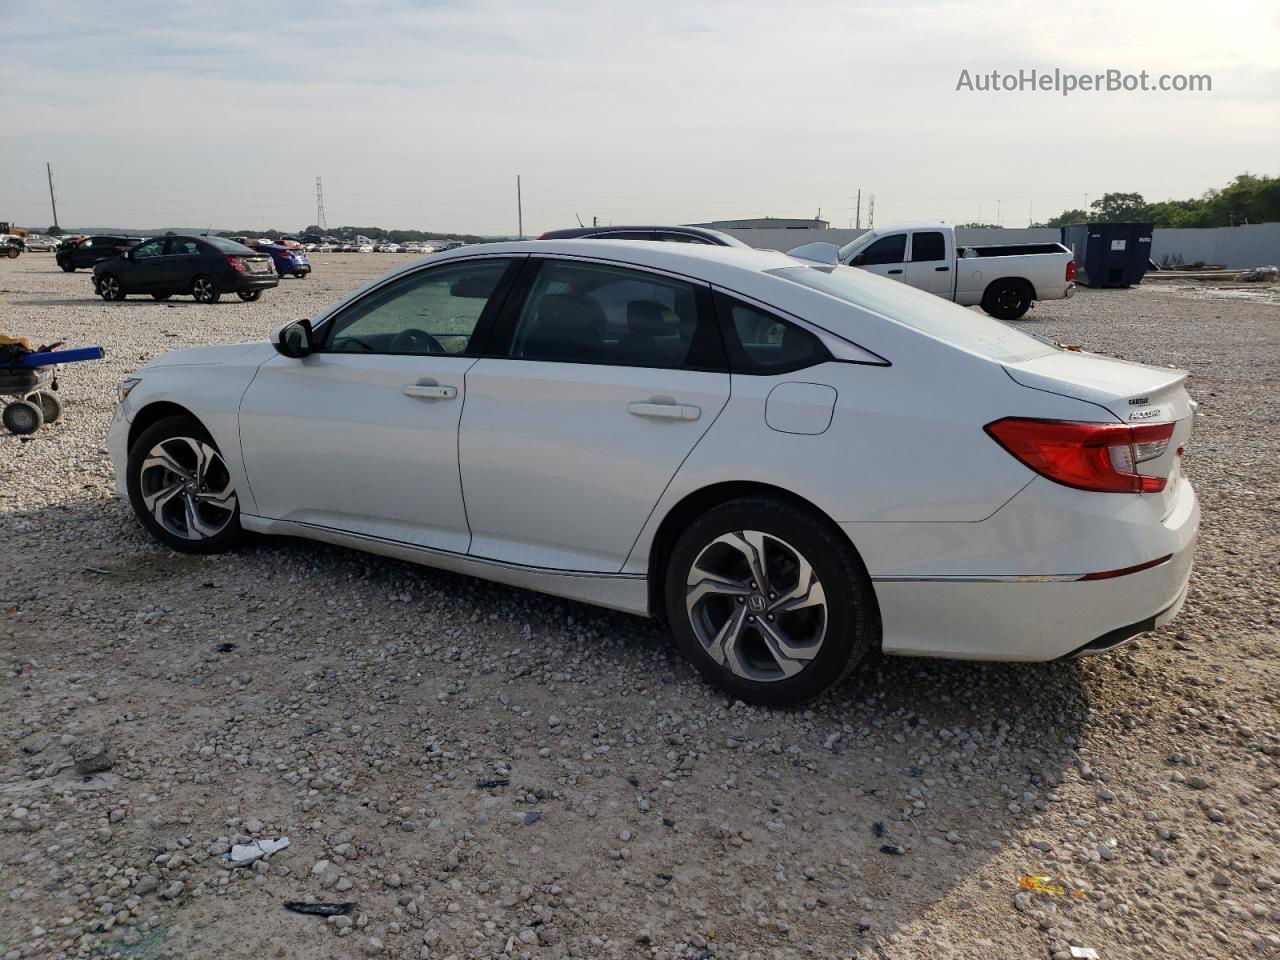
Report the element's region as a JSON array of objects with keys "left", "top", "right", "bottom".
[
  {"left": 226, "top": 256, "right": 248, "bottom": 272},
  {"left": 1066, "top": 259, "right": 1077, "bottom": 282},
  {"left": 985, "top": 418, "right": 1174, "bottom": 493}
]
